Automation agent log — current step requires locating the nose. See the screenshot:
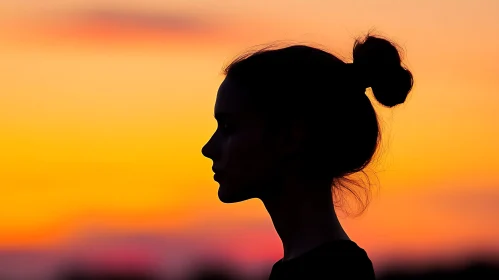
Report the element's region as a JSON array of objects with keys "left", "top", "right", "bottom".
[
  {"left": 202, "top": 134, "right": 215, "bottom": 160},
  {"left": 201, "top": 142, "right": 210, "bottom": 159}
]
